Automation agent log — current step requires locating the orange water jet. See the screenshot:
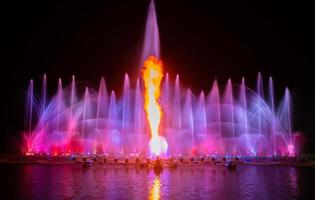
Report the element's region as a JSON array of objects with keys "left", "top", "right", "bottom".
[{"left": 142, "top": 56, "right": 167, "bottom": 156}]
